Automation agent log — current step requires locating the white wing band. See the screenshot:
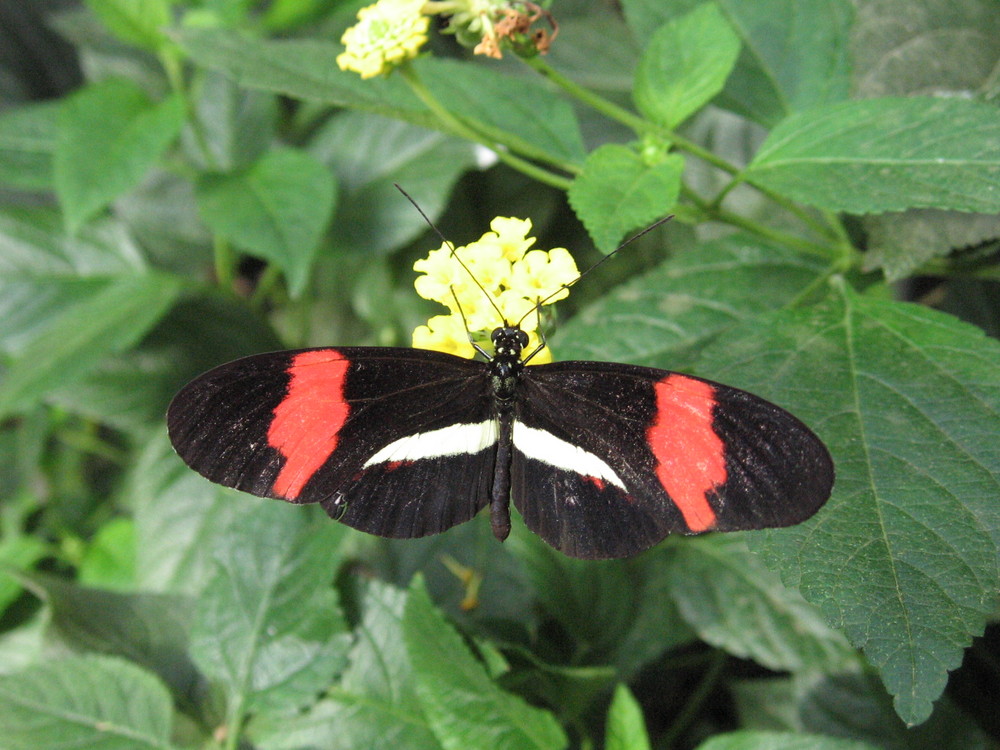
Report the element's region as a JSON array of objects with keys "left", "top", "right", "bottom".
[
  {"left": 363, "top": 420, "right": 499, "bottom": 467},
  {"left": 512, "top": 423, "right": 627, "bottom": 490}
]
